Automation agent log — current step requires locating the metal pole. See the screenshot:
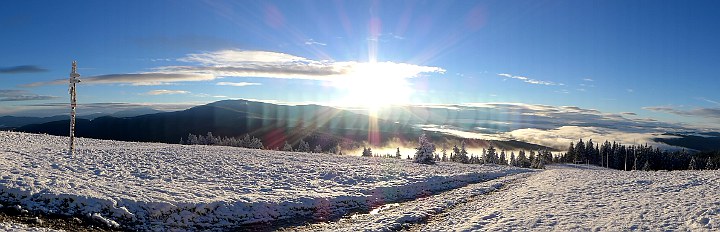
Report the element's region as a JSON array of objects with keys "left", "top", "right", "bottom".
[{"left": 69, "top": 61, "right": 80, "bottom": 155}]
